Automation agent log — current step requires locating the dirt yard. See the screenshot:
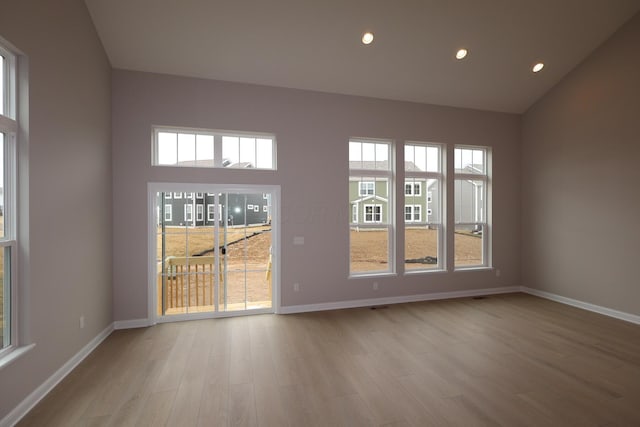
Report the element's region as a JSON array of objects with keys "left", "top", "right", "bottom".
[
  {"left": 351, "top": 227, "right": 482, "bottom": 273},
  {"left": 157, "top": 225, "right": 272, "bottom": 314},
  {"left": 155, "top": 224, "right": 483, "bottom": 314}
]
